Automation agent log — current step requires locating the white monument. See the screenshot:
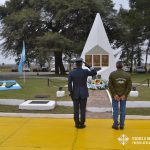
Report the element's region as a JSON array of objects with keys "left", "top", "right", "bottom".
[
  {"left": 81, "top": 13, "right": 118, "bottom": 80},
  {"left": 19, "top": 100, "right": 56, "bottom": 110}
]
